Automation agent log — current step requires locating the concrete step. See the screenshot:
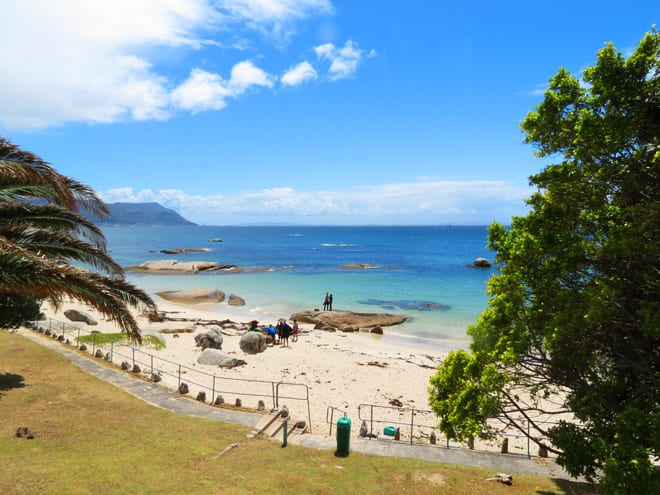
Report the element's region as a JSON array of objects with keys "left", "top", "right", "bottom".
[{"left": 247, "top": 410, "right": 308, "bottom": 439}]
